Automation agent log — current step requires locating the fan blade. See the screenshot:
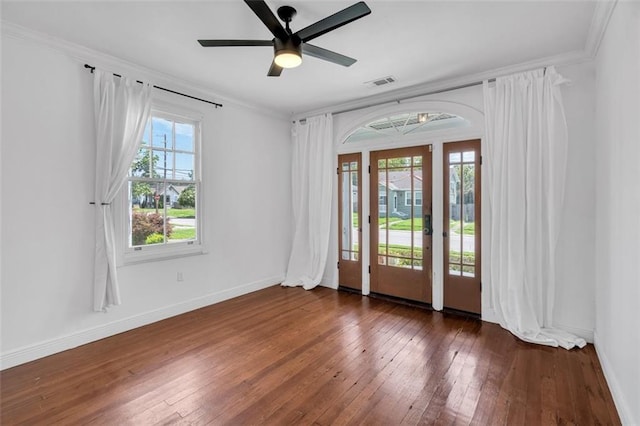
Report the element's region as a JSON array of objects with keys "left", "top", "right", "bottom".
[
  {"left": 244, "top": 0, "right": 287, "bottom": 40},
  {"left": 302, "top": 44, "right": 357, "bottom": 67},
  {"left": 294, "top": 2, "right": 371, "bottom": 43},
  {"left": 198, "top": 40, "right": 273, "bottom": 47},
  {"left": 267, "top": 61, "right": 283, "bottom": 77}
]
